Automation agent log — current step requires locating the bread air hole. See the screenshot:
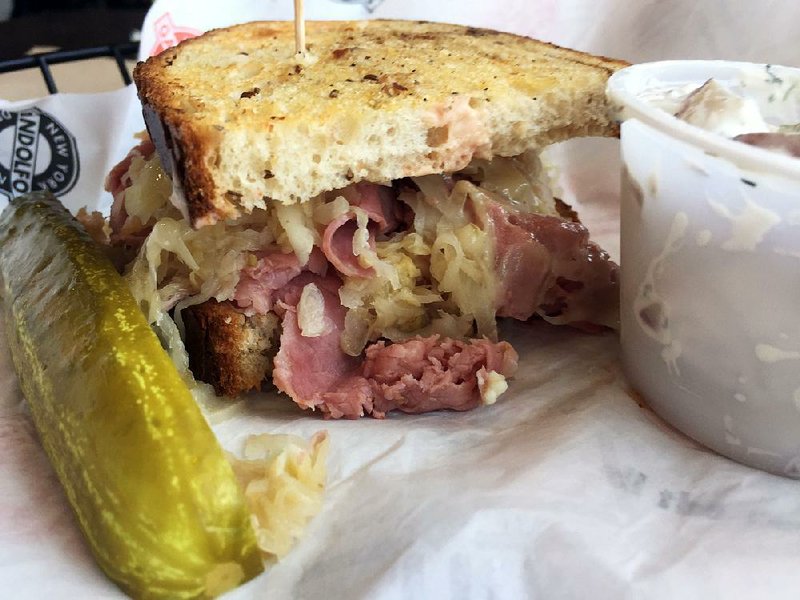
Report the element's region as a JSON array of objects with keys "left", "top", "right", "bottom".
[
  {"left": 426, "top": 125, "right": 449, "bottom": 147},
  {"left": 208, "top": 151, "right": 221, "bottom": 169},
  {"left": 425, "top": 150, "right": 442, "bottom": 165}
]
